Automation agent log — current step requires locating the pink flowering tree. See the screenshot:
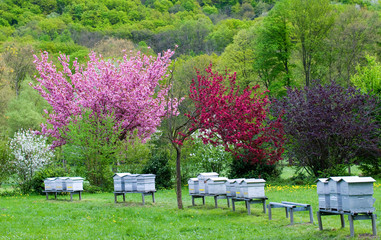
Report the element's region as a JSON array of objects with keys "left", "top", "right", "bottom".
[{"left": 32, "top": 49, "right": 179, "bottom": 148}]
